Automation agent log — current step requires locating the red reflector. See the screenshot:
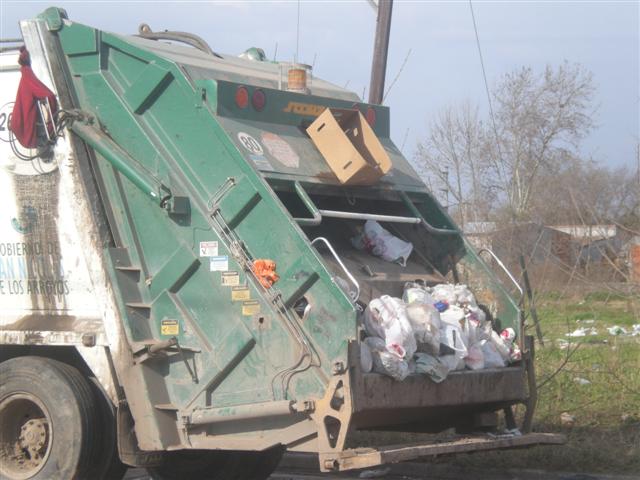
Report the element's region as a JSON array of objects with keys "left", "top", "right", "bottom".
[
  {"left": 252, "top": 89, "right": 266, "bottom": 111},
  {"left": 365, "top": 107, "right": 376, "bottom": 127},
  {"left": 235, "top": 86, "right": 249, "bottom": 109}
]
